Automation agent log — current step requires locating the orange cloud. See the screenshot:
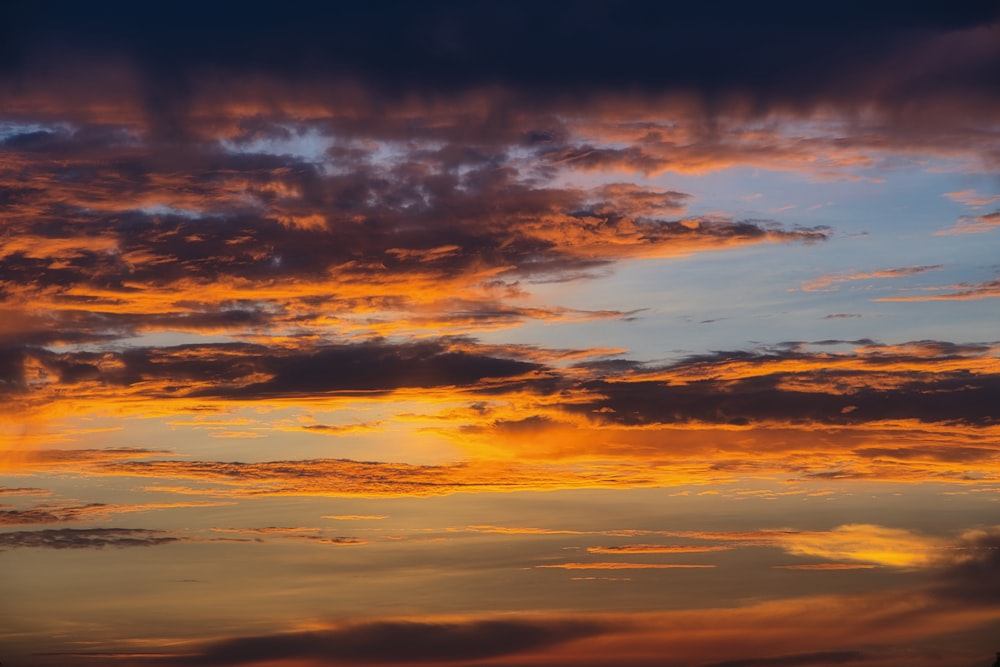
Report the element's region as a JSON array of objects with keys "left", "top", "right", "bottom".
[
  {"left": 801, "top": 265, "right": 943, "bottom": 292},
  {"left": 586, "top": 544, "right": 732, "bottom": 554},
  {"left": 943, "top": 189, "right": 1000, "bottom": 208},
  {"left": 874, "top": 277, "right": 1000, "bottom": 301},
  {"left": 774, "top": 563, "right": 880, "bottom": 570}
]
